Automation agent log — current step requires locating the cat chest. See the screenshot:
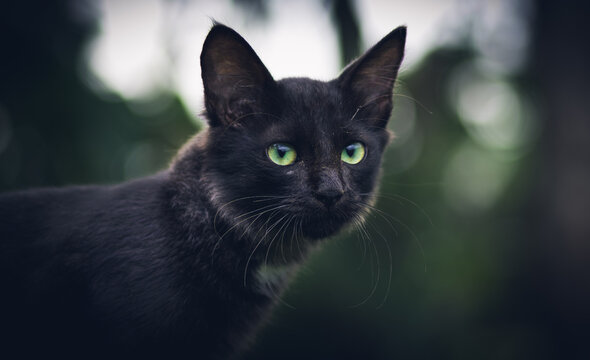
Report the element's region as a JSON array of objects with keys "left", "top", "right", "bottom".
[{"left": 254, "top": 264, "right": 294, "bottom": 298}]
